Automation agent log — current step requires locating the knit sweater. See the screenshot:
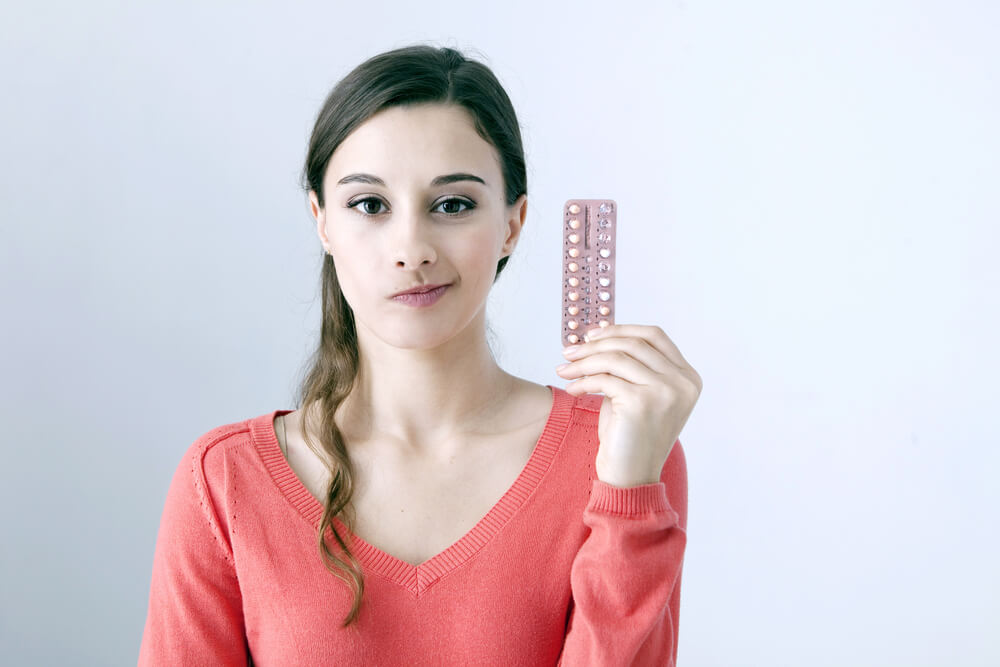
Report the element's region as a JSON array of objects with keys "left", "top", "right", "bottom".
[{"left": 138, "top": 385, "right": 688, "bottom": 666}]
